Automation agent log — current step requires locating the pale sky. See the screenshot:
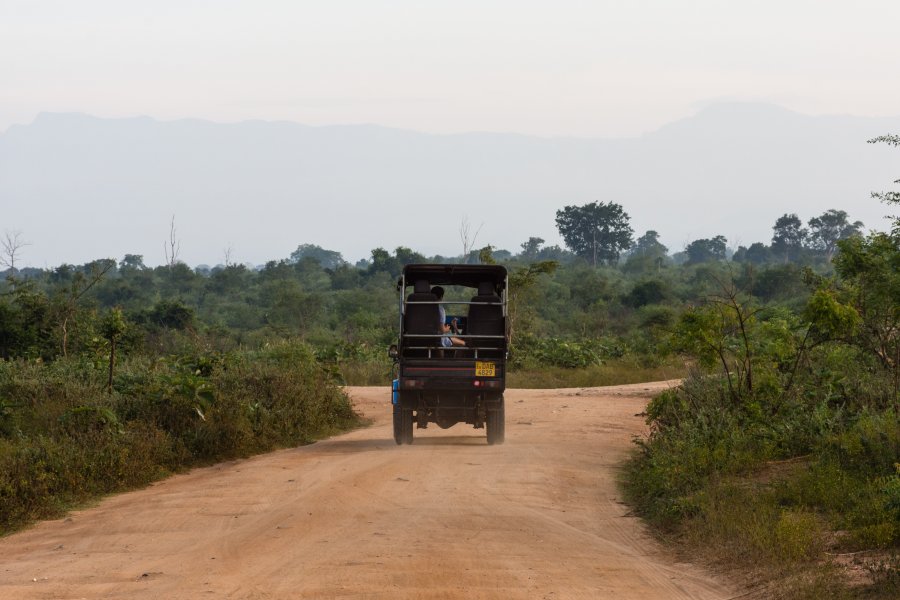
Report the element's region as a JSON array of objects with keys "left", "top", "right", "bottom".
[{"left": 3, "top": 0, "right": 900, "bottom": 137}]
